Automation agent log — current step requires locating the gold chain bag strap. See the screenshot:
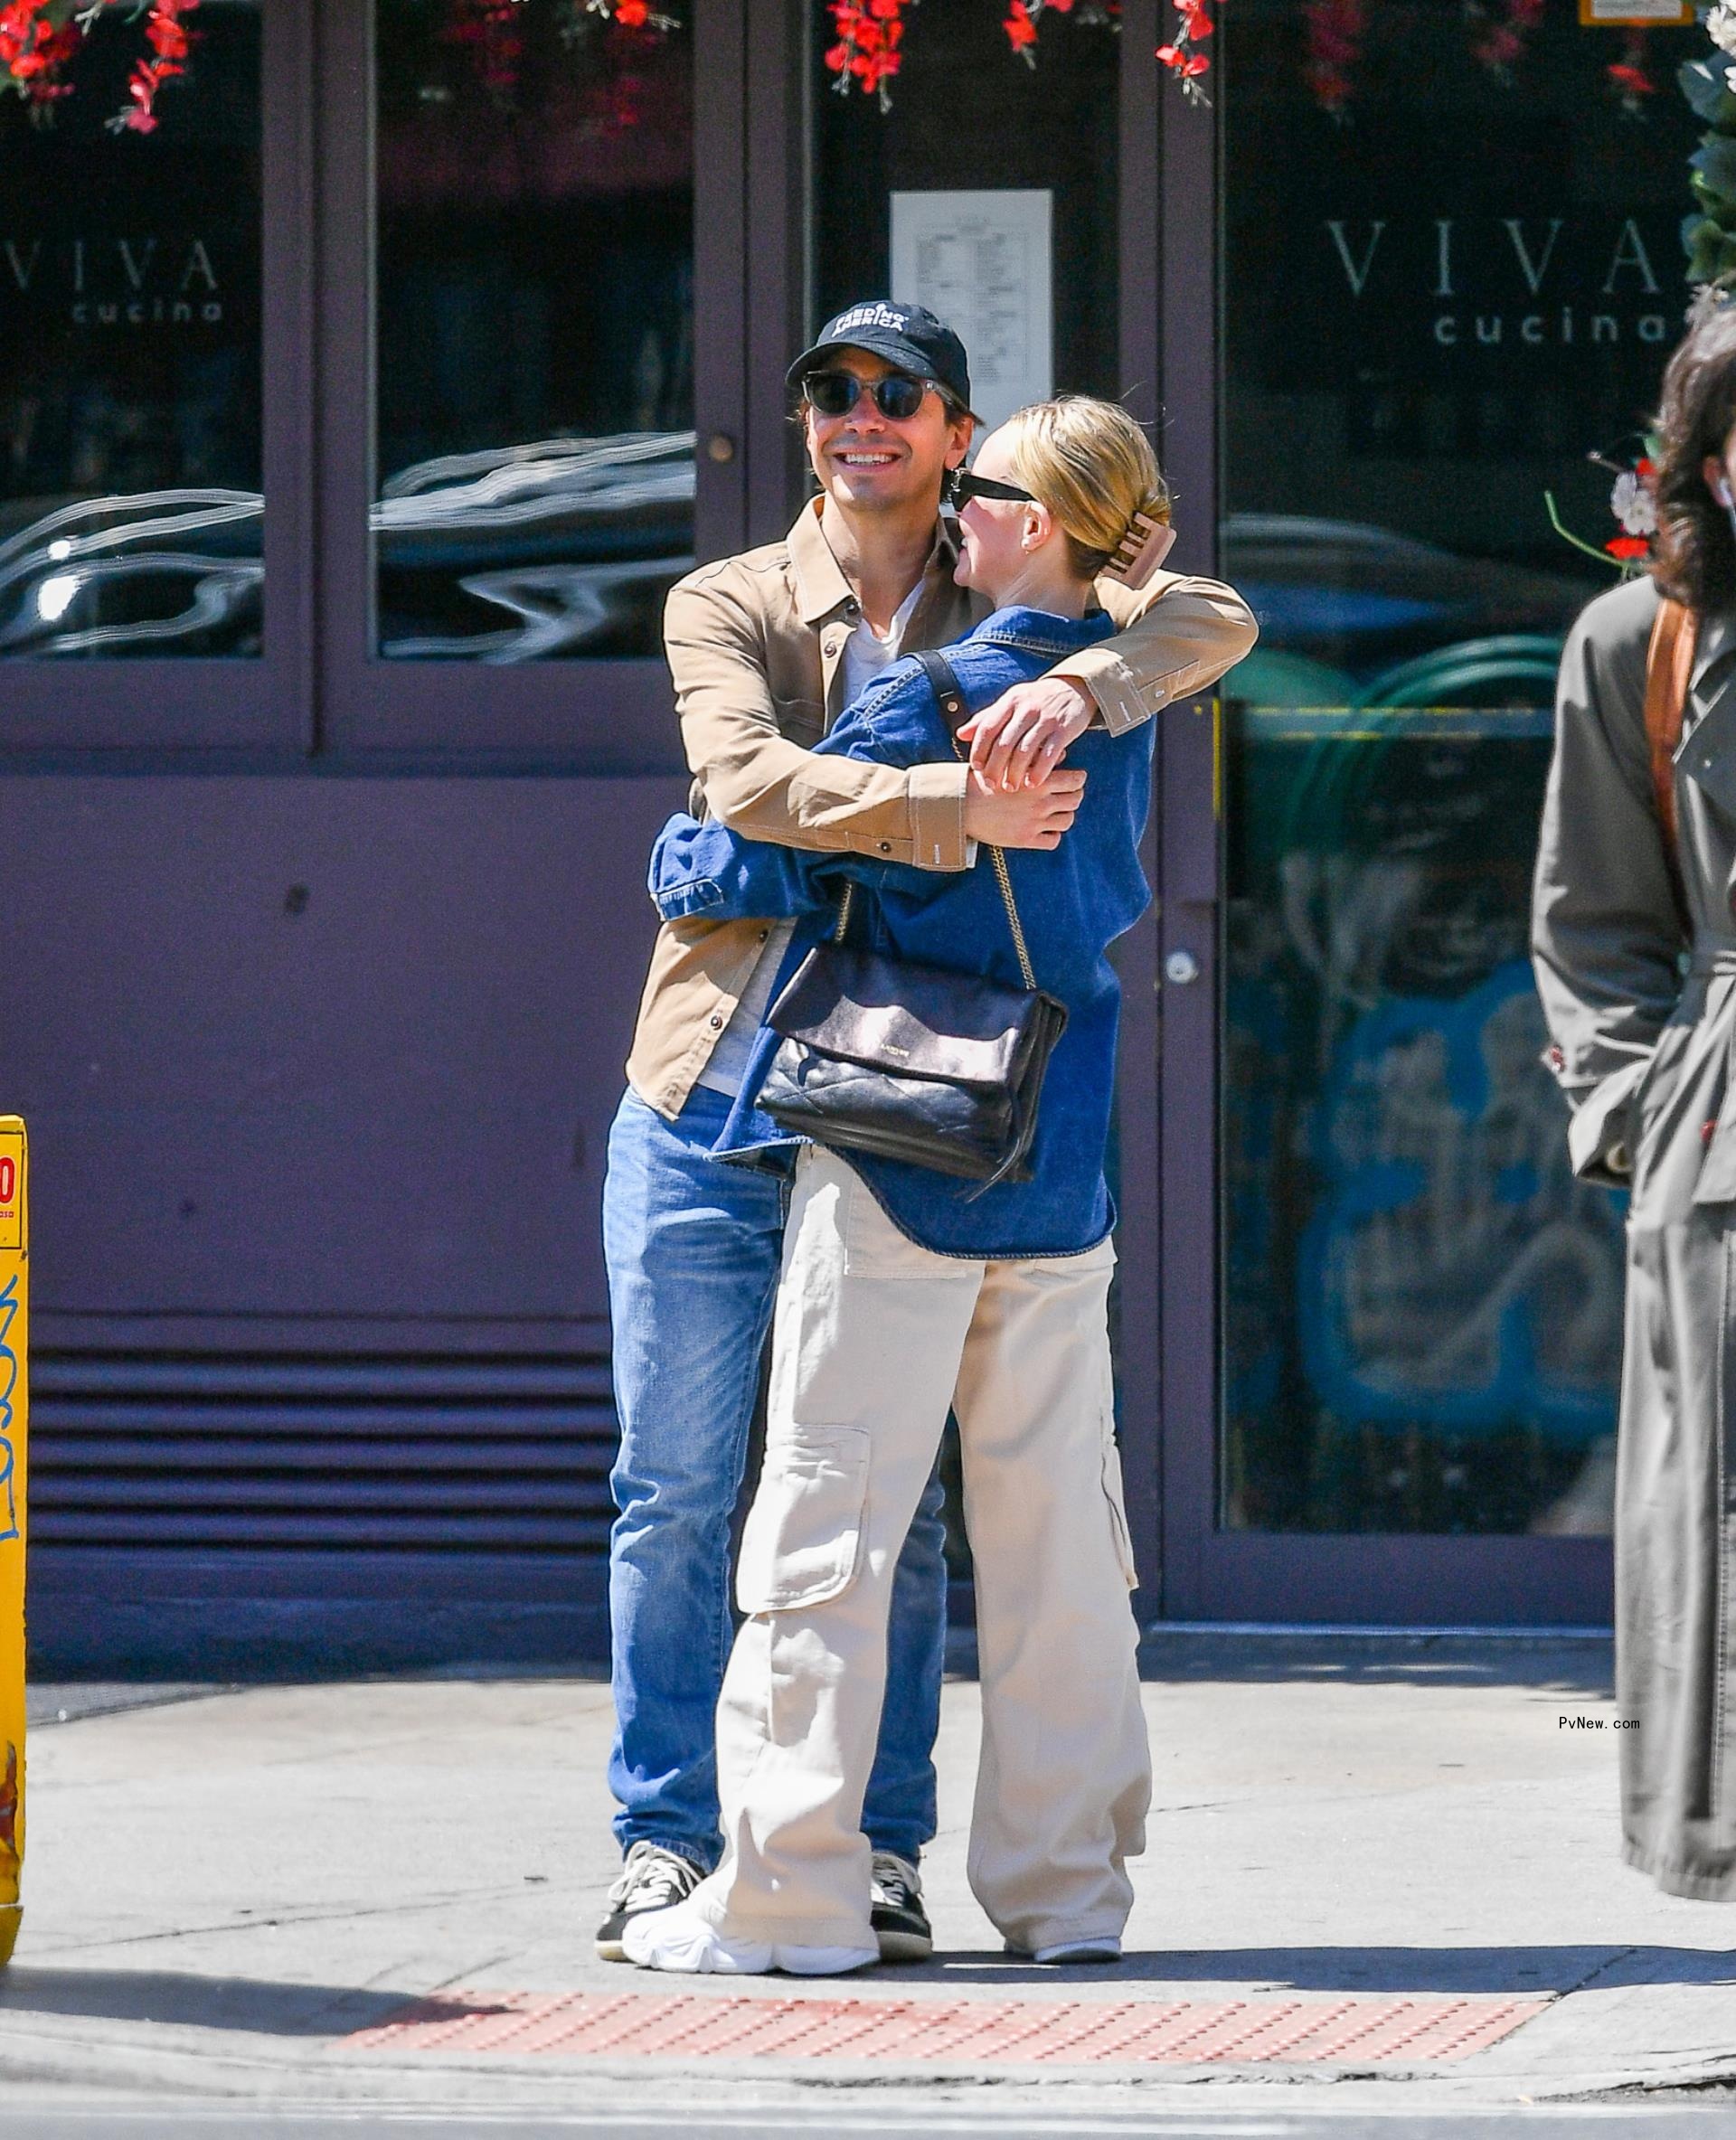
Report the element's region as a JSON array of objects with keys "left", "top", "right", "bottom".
[{"left": 757, "top": 647, "right": 1069, "bottom": 1189}]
